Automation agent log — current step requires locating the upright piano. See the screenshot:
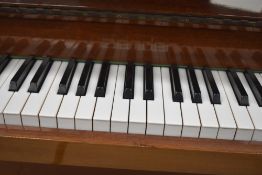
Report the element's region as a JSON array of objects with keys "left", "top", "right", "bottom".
[{"left": 0, "top": 0, "right": 261, "bottom": 174}]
